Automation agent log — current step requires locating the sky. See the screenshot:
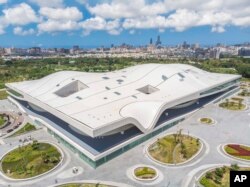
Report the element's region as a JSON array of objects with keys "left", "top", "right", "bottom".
[{"left": 0, "top": 0, "right": 250, "bottom": 48}]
